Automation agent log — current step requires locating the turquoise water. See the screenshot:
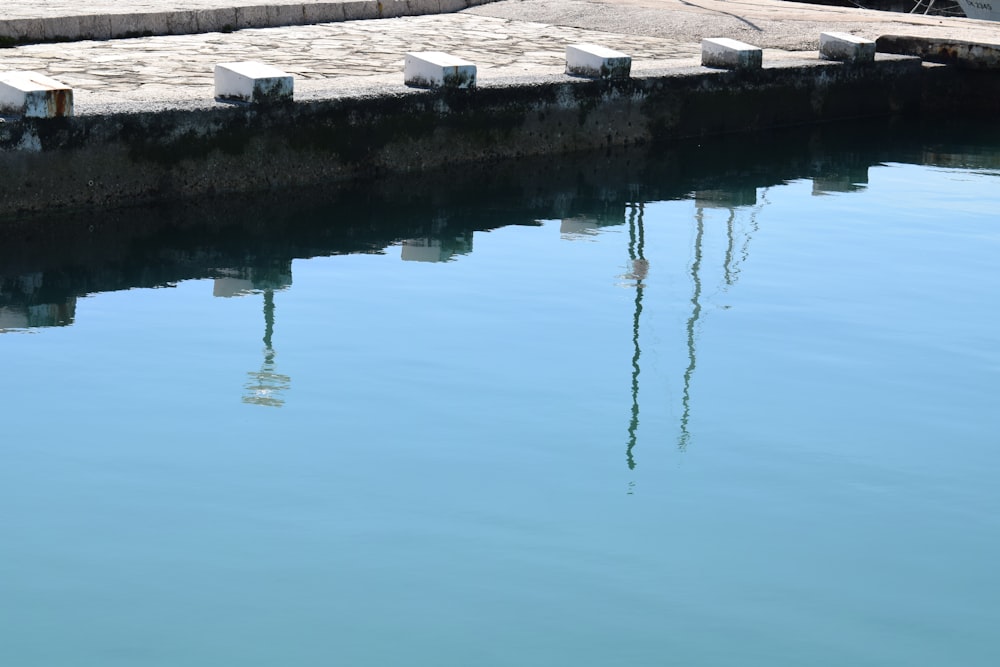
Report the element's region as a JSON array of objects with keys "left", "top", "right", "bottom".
[{"left": 3, "top": 124, "right": 999, "bottom": 666}]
